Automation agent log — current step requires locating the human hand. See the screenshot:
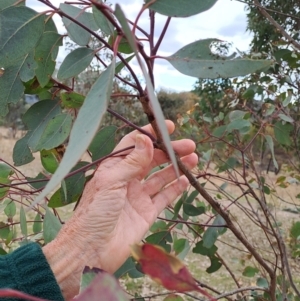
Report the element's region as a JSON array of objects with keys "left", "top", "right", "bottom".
[{"left": 43, "top": 121, "right": 197, "bottom": 300}]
